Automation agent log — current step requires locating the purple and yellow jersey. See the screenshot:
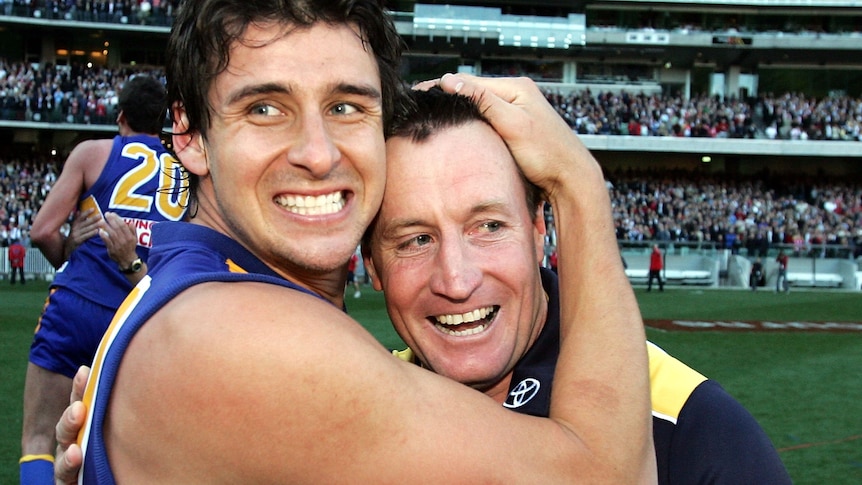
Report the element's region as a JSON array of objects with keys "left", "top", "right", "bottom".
[
  {"left": 78, "top": 222, "right": 328, "bottom": 484},
  {"left": 53, "top": 134, "right": 189, "bottom": 308}
]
